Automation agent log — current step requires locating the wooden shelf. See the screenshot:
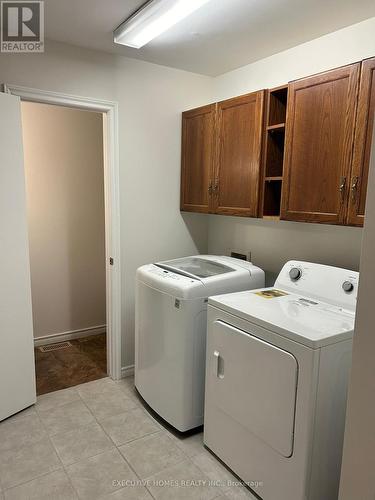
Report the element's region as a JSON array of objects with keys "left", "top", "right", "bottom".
[
  {"left": 262, "top": 215, "right": 280, "bottom": 221},
  {"left": 267, "top": 123, "right": 285, "bottom": 131},
  {"left": 265, "top": 176, "right": 283, "bottom": 181},
  {"left": 263, "top": 179, "right": 282, "bottom": 217},
  {"left": 265, "top": 129, "right": 285, "bottom": 177},
  {"left": 268, "top": 86, "right": 288, "bottom": 126},
  {"left": 261, "top": 84, "right": 289, "bottom": 219}
]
